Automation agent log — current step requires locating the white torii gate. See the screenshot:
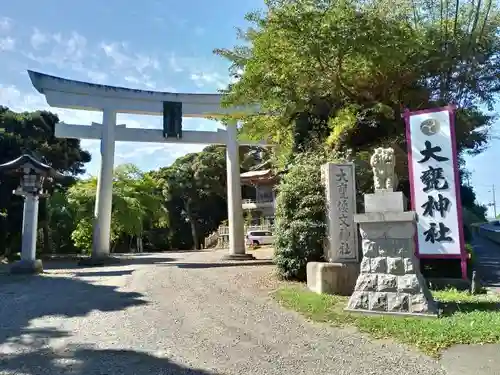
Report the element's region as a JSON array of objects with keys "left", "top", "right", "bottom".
[{"left": 28, "top": 70, "right": 264, "bottom": 263}]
